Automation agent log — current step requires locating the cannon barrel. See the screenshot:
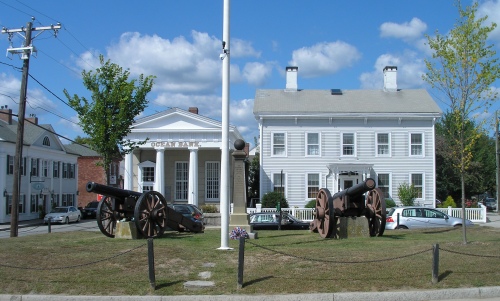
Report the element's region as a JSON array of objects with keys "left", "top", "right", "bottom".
[
  {"left": 332, "top": 178, "right": 376, "bottom": 200},
  {"left": 86, "top": 181, "right": 142, "bottom": 199}
]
